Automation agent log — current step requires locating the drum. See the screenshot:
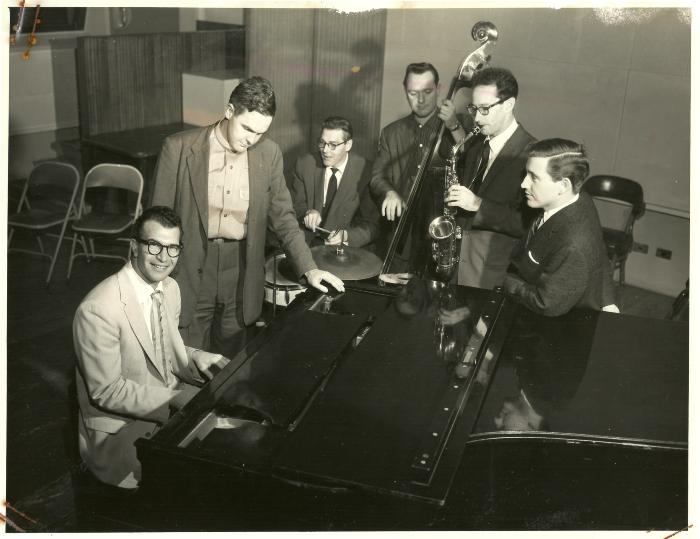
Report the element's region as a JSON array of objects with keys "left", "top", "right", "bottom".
[{"left": 264, "top": 253, "right": 307, "bottom": 307}]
